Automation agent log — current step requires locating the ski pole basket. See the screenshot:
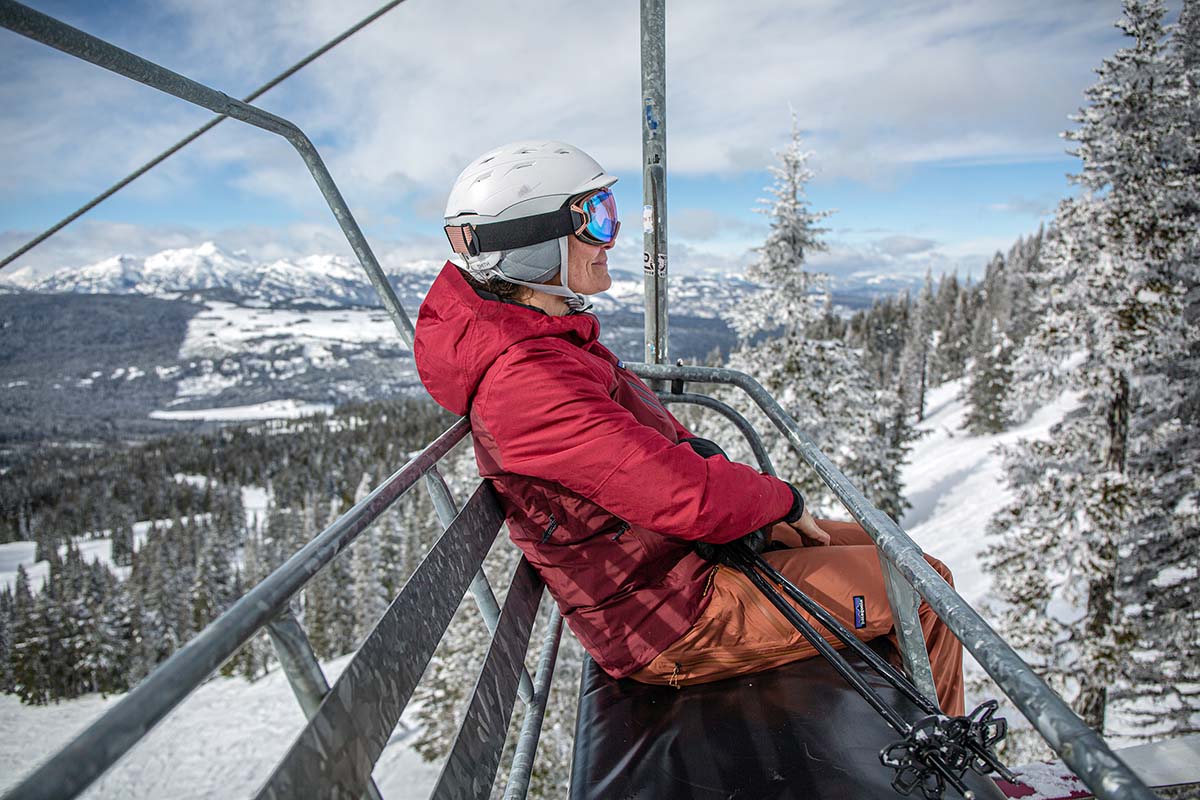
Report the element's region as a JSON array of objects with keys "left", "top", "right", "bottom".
[{"left": 0, "top": 2, "right": 1160, "bottom": 799}]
